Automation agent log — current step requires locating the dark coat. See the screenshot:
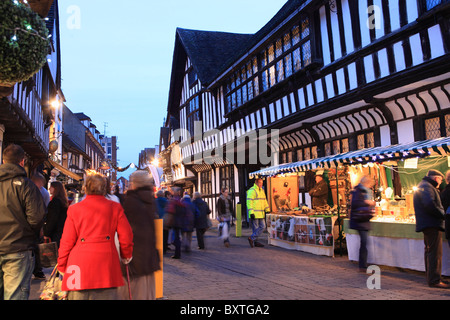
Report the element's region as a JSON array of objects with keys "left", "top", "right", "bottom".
[
  {"left": 180, "top": 197, "right": 195, "bottom": 232},
  {"left": 155, "top": 196, "right": 168, "bottom": 219},
  {"left": 0, "top": 163, "right": 45, "bottom": 254},
  {"left": 43, "top": 197, "right": 67, "bottom": 245},
  {"left": 349, "top": 184, "right": 375, "bottom": 231},
  {"left": 414, "top": 176, "right": 445, "bottom": 232},
  {"left": 122, "top": 187, "right": 160, "bottom": 277},
  {"left": 166, "top": 196, "right": 188, "bottom": 229},
  {"left": 308, "top": 179, "right": 329, "bottom": 209},
  {"left": 440, "top": 184, "right": 450, "bottom": 213},
  {"left": 217, "top": 196, "right": 234, "bottom": 221},
  {"left": 193, "top": 198, "right": 211, "bottom": 229}
]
